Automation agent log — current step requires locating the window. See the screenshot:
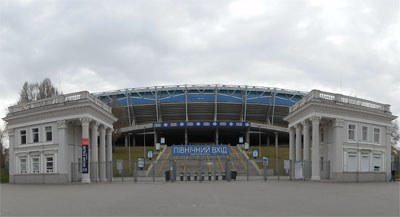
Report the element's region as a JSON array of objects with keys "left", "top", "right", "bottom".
[
  {"left": 373, "top": 154, "right": 382, "bottom": 172},
  {"left": 20, "top": 130, "right": 26, "bottom": 144},
  {"left": 320, "top": 157, "right": 324, "bottom": 171},
  {"left": 45, "top": 126, "right": 52, "bottom": 142},
  {"left": 32, "top": 128, "right": 39, "bottom": 143},
  {"left": 46, "top": 156, "right": 54, "bottom": 173},
  {"left": 320, "top": 128, "right": 324, "bottom": 142},
  {"left": 346, "top": 152, "right": 357, "bottom": 171},
  {"left": 361, "top": 154, "right": 370, "bottom": 172},
  {"left": 348, "top": 124, "right": 356, "bottom": 141},
  {"left": 374, "top": 128, "right": 380, "bottom": 143},
  {"left": 32, "top": 157, "right": 40, "bottom": 173},
  {"left": 19, "top": 158, "right": 27, "bottom": 173},
  {"left": 362, "top": 126, "right": 368, "bottom": 141}
]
